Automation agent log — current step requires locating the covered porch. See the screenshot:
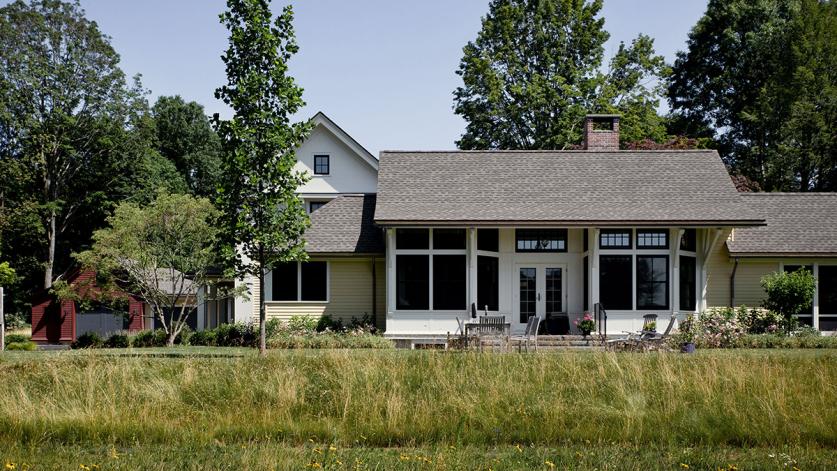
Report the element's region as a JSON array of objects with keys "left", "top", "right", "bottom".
[{"left": 384, "top": 226, "right": 727, "bottom": 341}]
